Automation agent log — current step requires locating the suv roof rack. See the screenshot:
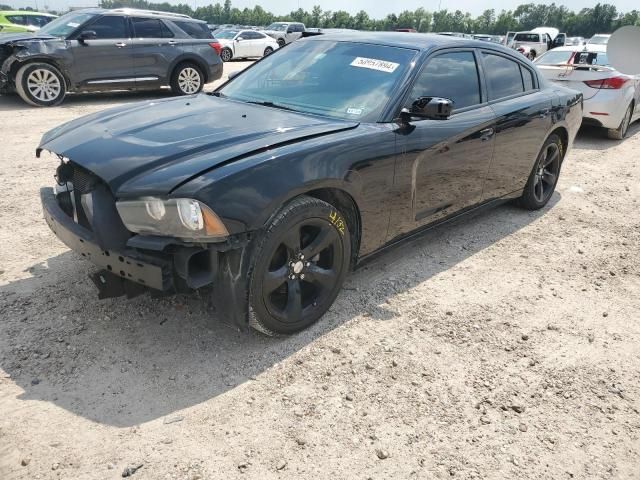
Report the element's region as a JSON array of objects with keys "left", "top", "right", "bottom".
[{"left": 111, "top": 8, "right": 192, "bottom": 19}]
